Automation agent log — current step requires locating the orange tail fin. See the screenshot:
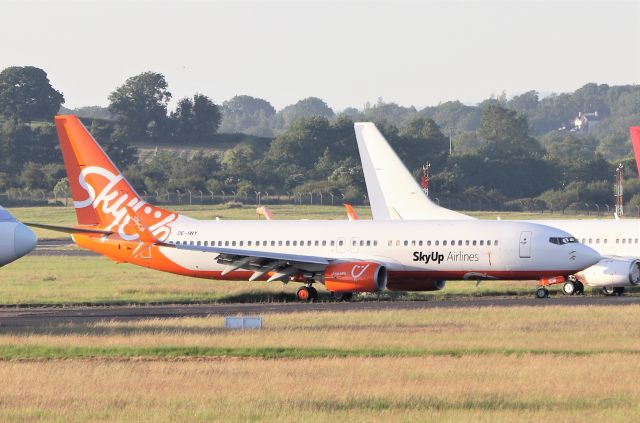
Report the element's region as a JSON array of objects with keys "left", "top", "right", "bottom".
[
  {"left": 630, "top": 126, "right": 640, "bottom": 178},
  {"left": 54, "top": 115, "right": 178, "bottom": 240},
  {"left": 343, "top": 203, "right": 359, "bottom": 221}
]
